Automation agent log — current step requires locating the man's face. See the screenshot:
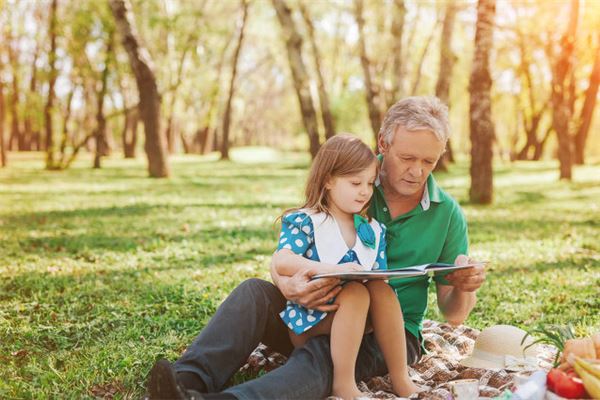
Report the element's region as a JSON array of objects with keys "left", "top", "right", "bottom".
[{"left": 378, "top": 126, "right": 445, "bottom": 198}]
